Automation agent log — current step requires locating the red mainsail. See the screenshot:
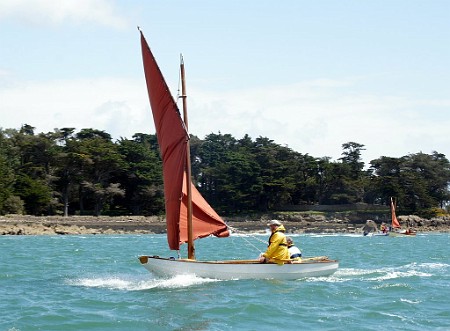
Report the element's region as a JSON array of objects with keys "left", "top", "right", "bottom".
[
  {"left": 390, "top": 197, "right": 401, "bottom": 228},
  {"left": 140, "top": 31, "right": 229, "bottom": 251}
]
